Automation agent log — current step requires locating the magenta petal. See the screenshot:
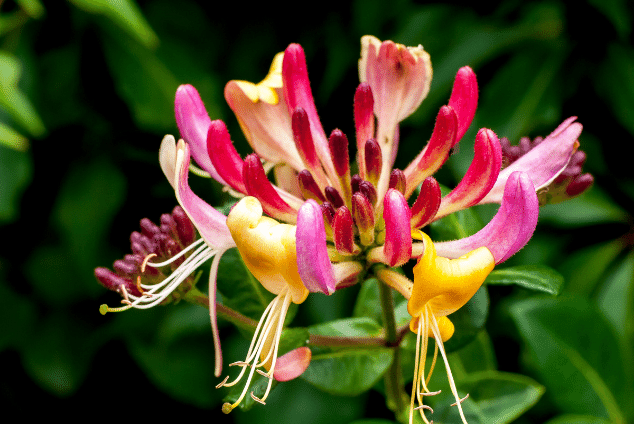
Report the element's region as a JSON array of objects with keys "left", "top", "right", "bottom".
[
  {"left": 174, "top": 140, "right": 233, "bottom": 247},
  {"left": 383, "top": 189, "right": 412, "bottom": 267},
  {"left": 175, "top": 84, "right": 226, "bottom": 184},
  {"left": 296, "top": 200, "right": 336, "bottom": 295},
  {"left": 481, "top": 117, "right": 583, "bottom": 204},
  {"left": 435, "top": 171, "right": 539, "bottom": 264},
  {"left": 273, "top": 347, "right": 312, "bottom": 382},
  {"left": 448, "top": 66, "right": 478, "bottom": 143},
  {"left": 403, "top": 105, "right": 457, "bottom": 198},
  {"left": 207, "top": 120, "right": 246, "bottom": 194},
  {"left": 435, "top": 128, "right": 502, "bottom": 219}
]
